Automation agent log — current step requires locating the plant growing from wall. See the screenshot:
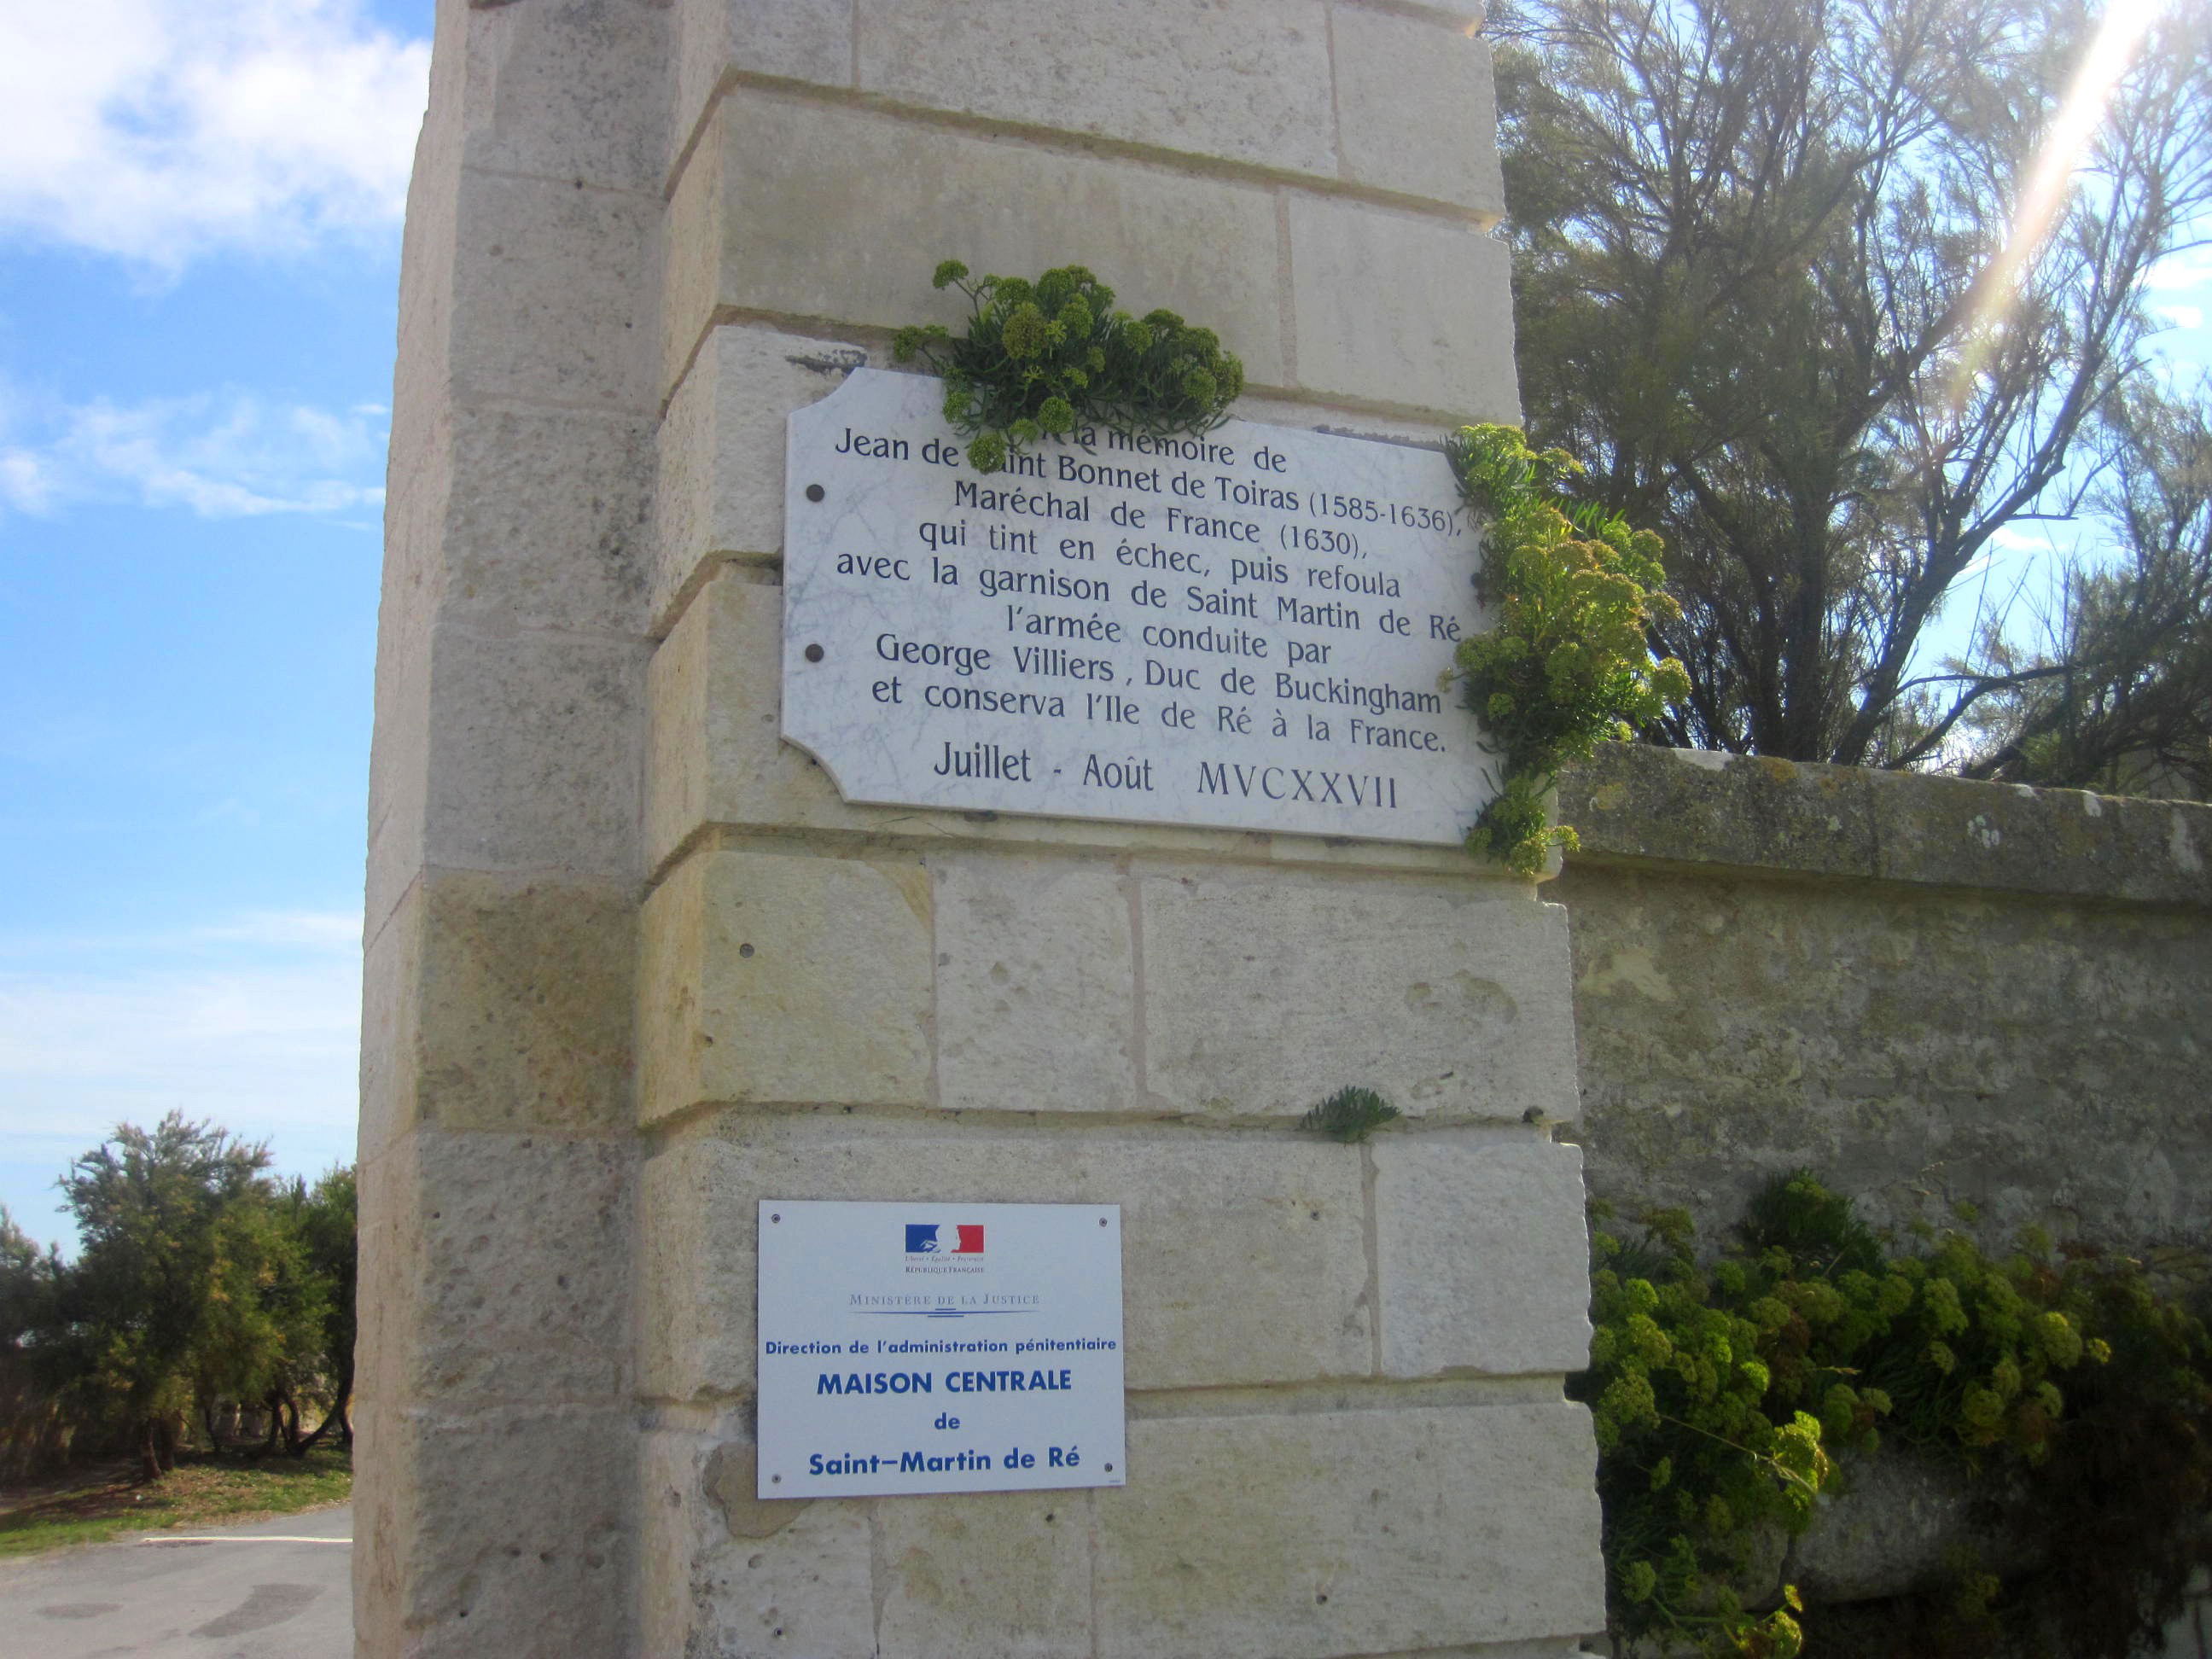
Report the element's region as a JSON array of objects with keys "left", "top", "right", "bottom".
[
  {"left": 894, "top": 268, "right": 1688, "bottom": 871},
  {"left": 1446, "top": 424, "right": 1691, "bottom": 875},
  {"left": 892, "top": 261, "right": 1243, "bottom": 474},
  {"left": 1582, "top": 1200, "right": 1829, "bottom": 1657},
  {"left": 1581, "top": 1173, "right": 2212, "bottom": 1656},
  {"left": 1299, "top": 1086, "right": 1400, "bottom": 1144}
]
